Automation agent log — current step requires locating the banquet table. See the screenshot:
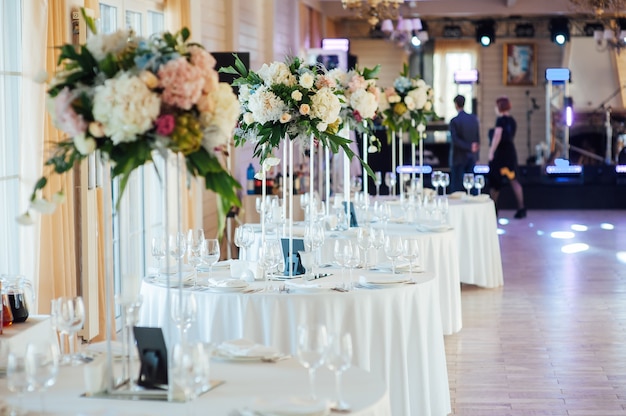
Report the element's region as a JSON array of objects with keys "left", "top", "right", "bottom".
[
  {"left": 447, "top": 195, "right": 503, "bottom": 288},
  {"left": 0, "top": 355, "right": 391, "bottom": 416},
  {"left": 244, "top": 223, "right": 462, "bottom": 335},
  {"left": 139, "top": 269, "right": 451, "bottom": 416}
]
